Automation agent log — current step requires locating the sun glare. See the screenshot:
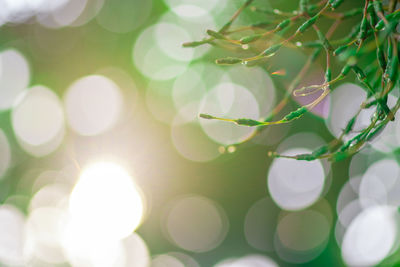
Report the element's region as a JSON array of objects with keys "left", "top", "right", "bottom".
[{"left": 69, "top": 162, "right": 144, "bottom": 241}]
